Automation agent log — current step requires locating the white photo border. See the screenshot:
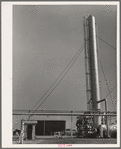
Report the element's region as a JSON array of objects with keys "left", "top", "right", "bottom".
[{"left": 2, "top": 1, "right": 120, "bottom": 148}]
